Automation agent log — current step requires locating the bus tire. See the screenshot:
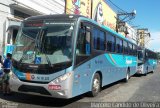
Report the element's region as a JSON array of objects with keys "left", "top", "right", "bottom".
[
  {"left": 124, "top": 70, "right": 130, "bottom": 82},
  {"left": 89, "top": 73, "right": 101, "bottom": 97},
  {"left": 151, "top": 69, "right": 154, "bottom": 74},
  {"left": 144, "top": 72, "right": 147, "bottom": 76},
  {"left": 151, "top": 67, "right": 154, "bottom": 73},
  {"left": 144, "top": 67, "right": 148, "bottom": 76}
]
